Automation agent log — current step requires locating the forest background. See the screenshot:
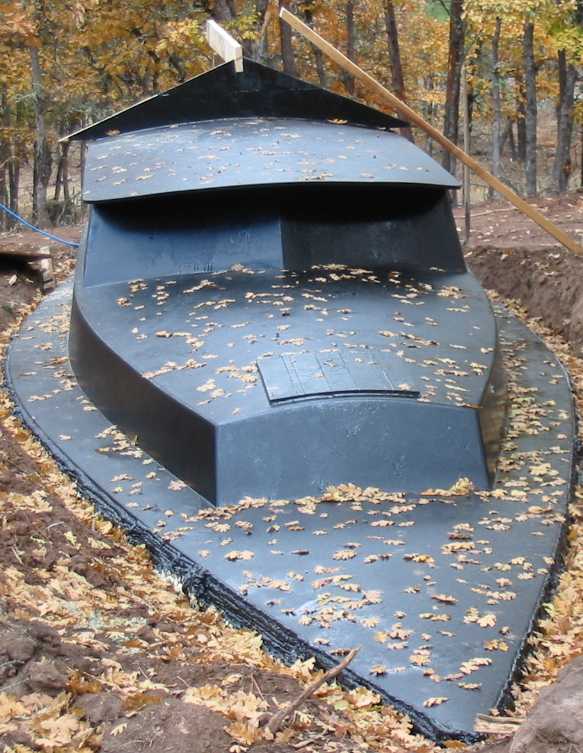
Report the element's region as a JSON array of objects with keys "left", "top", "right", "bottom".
[{"left": 0, "top": 0, "right": 582, "bottom": 231}]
